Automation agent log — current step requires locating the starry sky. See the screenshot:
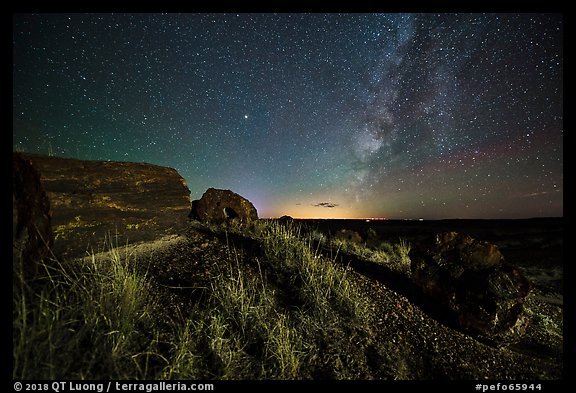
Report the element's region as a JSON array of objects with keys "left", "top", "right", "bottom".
[{"left": 13, "top": 13, "right": 563, "bottom": 219}]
